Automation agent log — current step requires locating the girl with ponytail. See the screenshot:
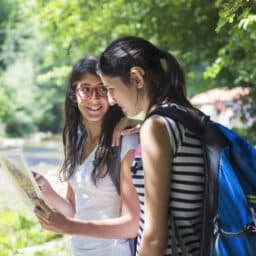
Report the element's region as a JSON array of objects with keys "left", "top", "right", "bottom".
[{"left": 98, "top": 36, "right": 205, "bottom": 256}]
